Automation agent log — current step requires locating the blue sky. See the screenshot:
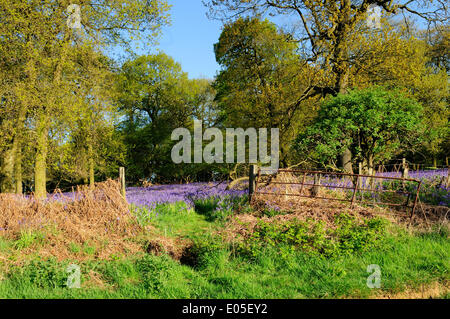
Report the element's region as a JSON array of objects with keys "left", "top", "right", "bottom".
[
  {"left": 138, "top": 1, "right": 427, "bottom": 80},
  {"left": 156, "top": 0, "right": 223, "bottom": 80},
  {"left": 110, "top": 0, "right": 292, "bottom": 79},
  {"left": 152, "top": 0, "right": 296, "bottom": 79}
]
